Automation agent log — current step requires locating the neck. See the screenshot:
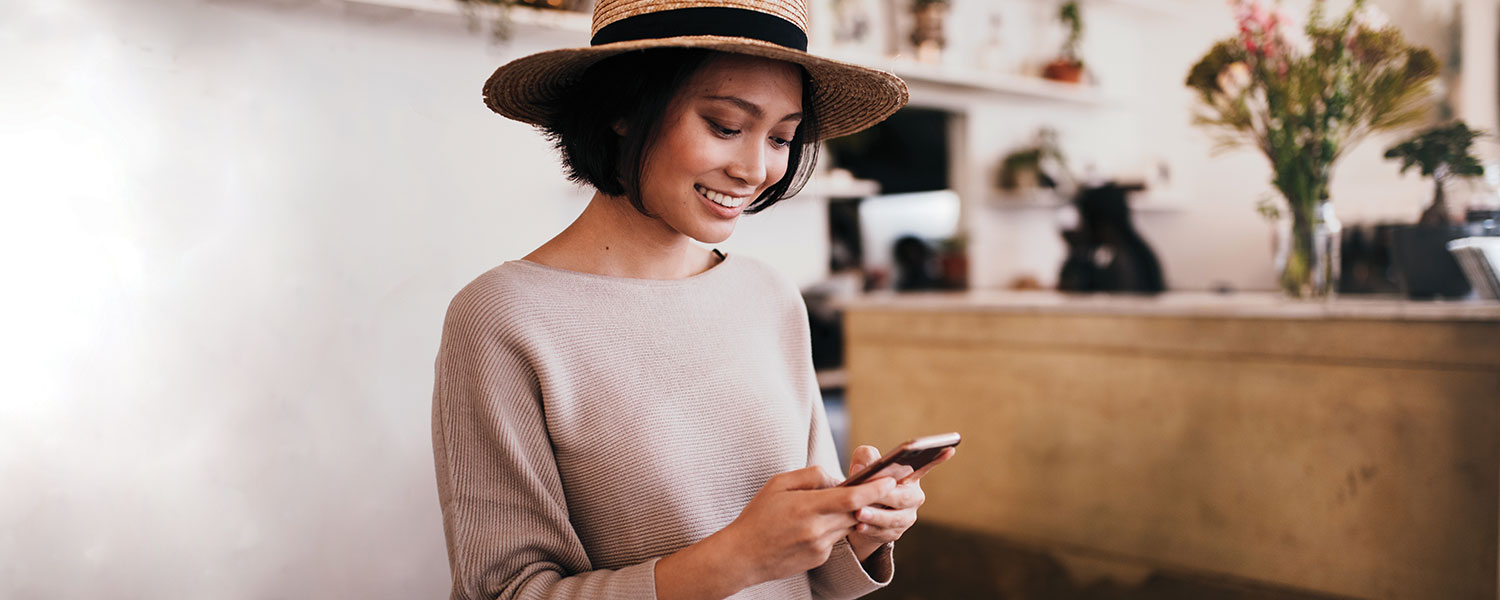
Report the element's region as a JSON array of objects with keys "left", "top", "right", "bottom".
[{"left": 532, "top": 191, "right": 716, "bottom": 280}]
